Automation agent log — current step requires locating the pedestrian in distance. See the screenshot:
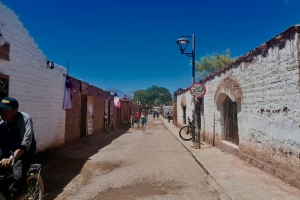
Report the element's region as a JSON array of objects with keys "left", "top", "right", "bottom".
[
  {"left": 135, "top": 110, "right": 141, "bottom": 128},
  {"left": 104, "top": 112, "right": 109, "bottom": 132},
  {"left": 140, "top": 110, "right": 147, "bottom": 134},
  {"left": 0, "top": 97, "right": 37, "bottom": 200},
  {"left": 167, "top": 109, "right": 172, "bottom": 123},
  {"left": 153, "top": 110, "right": 156, "bottom": 121},
  {"left": 130, "top": 113, "right": 134, "bottom": 128}
]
